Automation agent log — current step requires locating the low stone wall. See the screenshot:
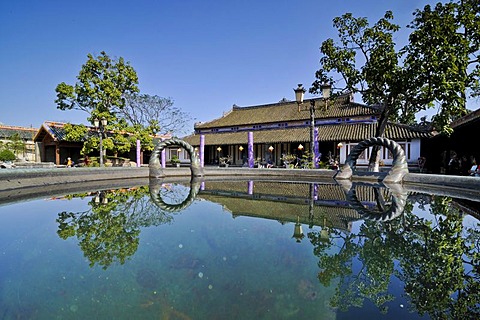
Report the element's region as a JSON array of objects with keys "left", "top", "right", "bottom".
[
  {"left": 403, "top": 173, "right": 480, "bottom": 201},
  {"left": 1, "top": 166, "right": 479, "bottom": 201},
  {"left": 0, "top": 167, "right": 149, "bottom": 191},
  {"left": 8, "top": 161, "right": 56, "bottom": 169},
  {"left": 0, "top": 166, "right": 338, "bottom": 192}
]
